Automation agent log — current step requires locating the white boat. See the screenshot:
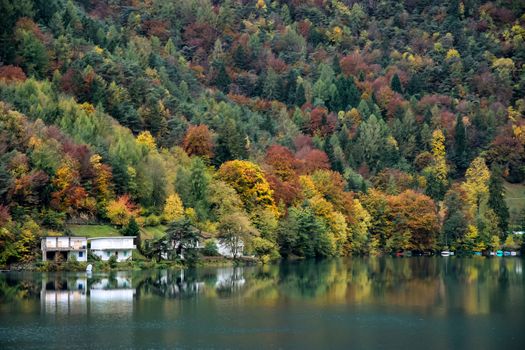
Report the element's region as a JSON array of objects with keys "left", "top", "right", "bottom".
[
  {"left": 511, "top": 251, "right": 517, "bottom": 256},
  {"left": 441, "top": 251, "right": 451, "bottom": 257}
]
